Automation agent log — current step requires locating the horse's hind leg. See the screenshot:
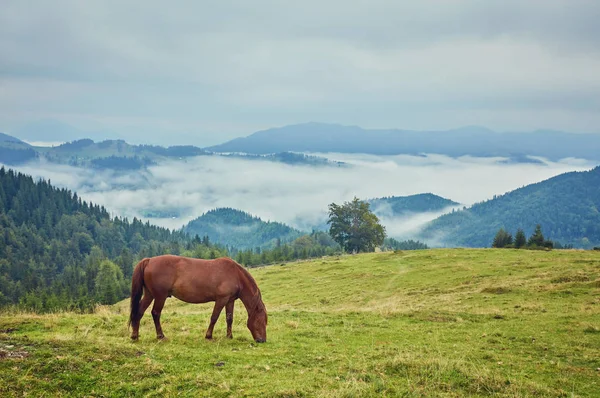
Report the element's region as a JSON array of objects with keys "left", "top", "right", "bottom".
[
  {"left": 131, "top": 288, "right": 154, "bottom": 340},
  {"left": 151, "top": 295, "right": 167, "bottom": 340},
  {"left": 226, "top": 299, "right": 235, "bottom": 339},
  {"left": 205, "top": 297, "right": 229, "bottom": 340}
]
